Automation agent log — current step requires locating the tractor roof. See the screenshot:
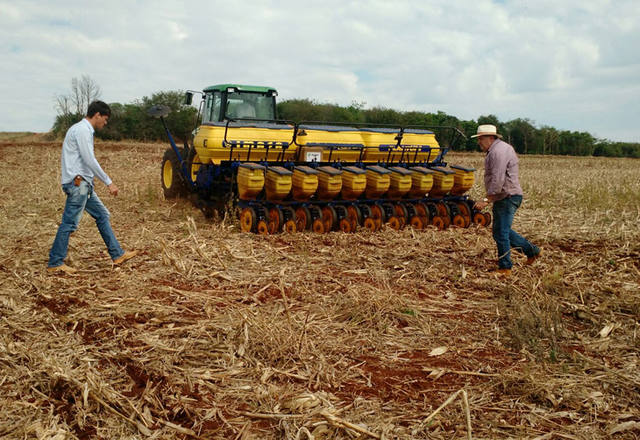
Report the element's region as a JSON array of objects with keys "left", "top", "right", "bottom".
[{"left": 203, "top": 84, "right": 277, "bottom": 93}]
